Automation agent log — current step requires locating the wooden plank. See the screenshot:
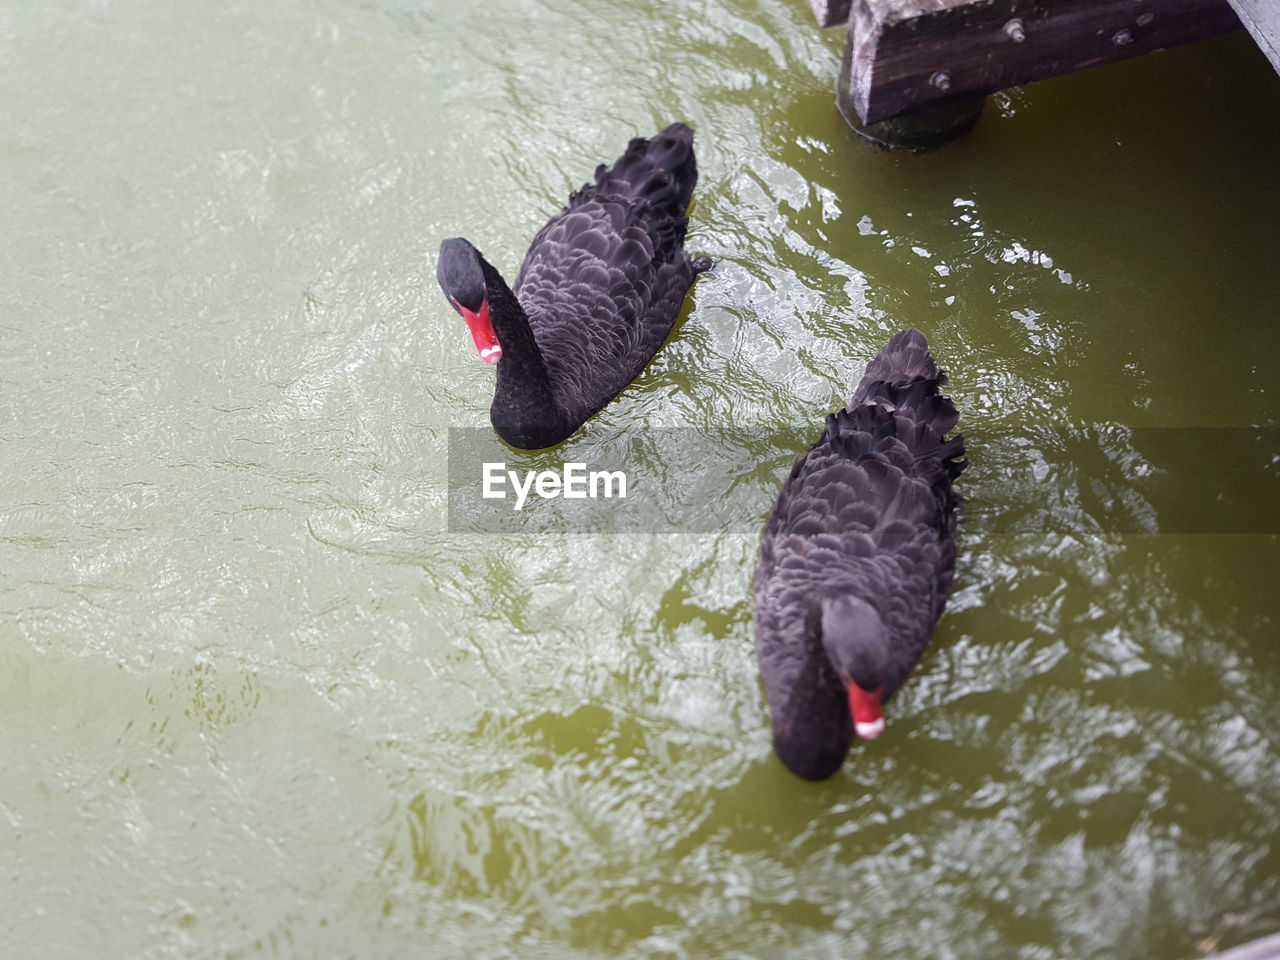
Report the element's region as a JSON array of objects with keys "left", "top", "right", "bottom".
[
  {"left": 816, "top": 0, "right": 1277, "bottom": 76},
  {"left": 1207, "top": 932, "right": 1280, "bottom": 960},
  {"left": 845, "top": 0, "right": 1243, "bottom": 124},
  {"left": 810, "top": 0, "right": 853, "bottom": 27},
  {"left": 1226, "top": 0, "right": 1280, "bottom": 72}
]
